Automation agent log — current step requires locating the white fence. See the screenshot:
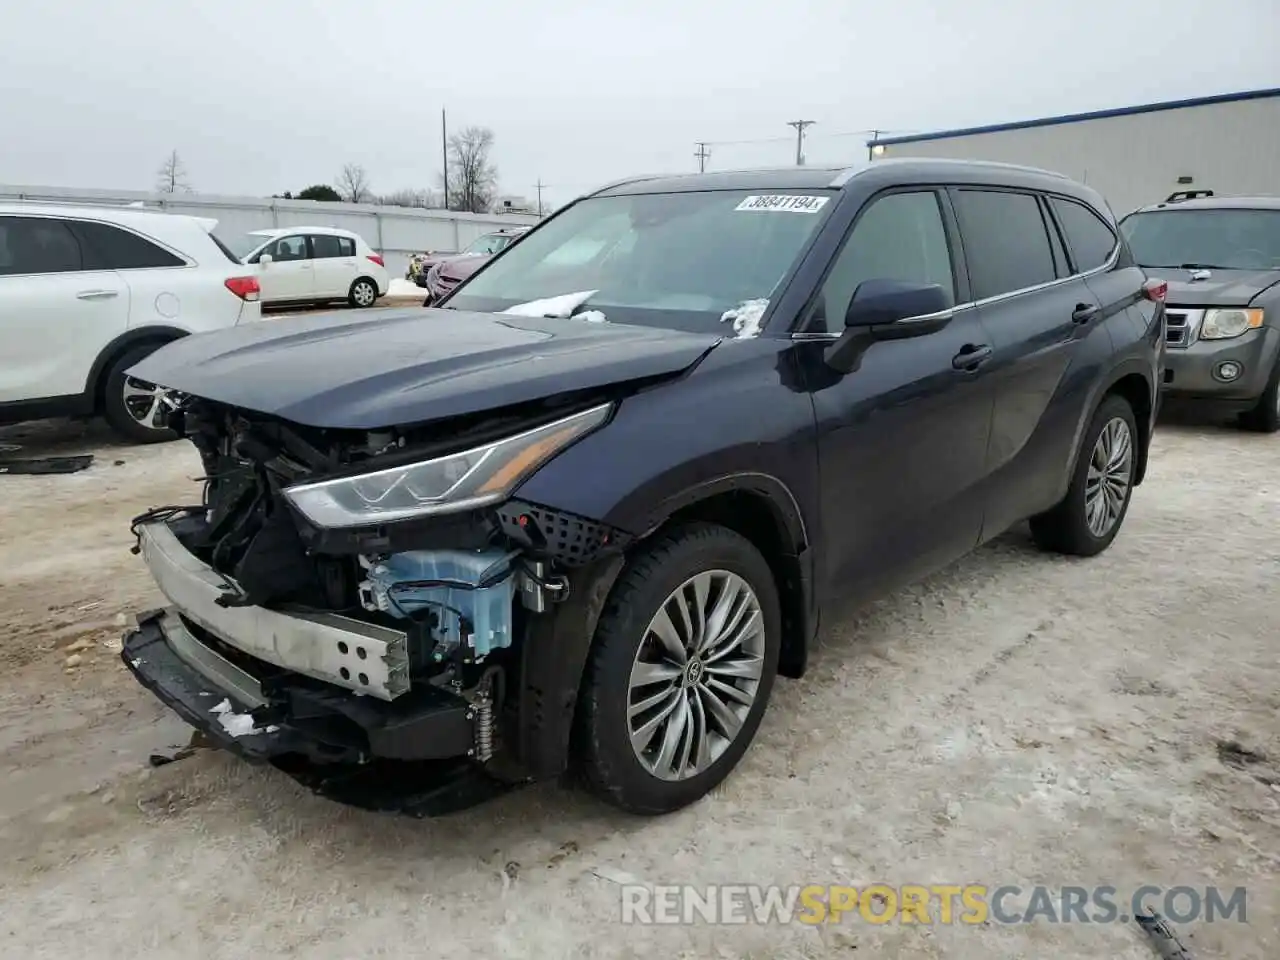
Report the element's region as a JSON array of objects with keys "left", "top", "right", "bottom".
[{"left": 0, "top": 183, "right": 541, "bottom": 278}]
